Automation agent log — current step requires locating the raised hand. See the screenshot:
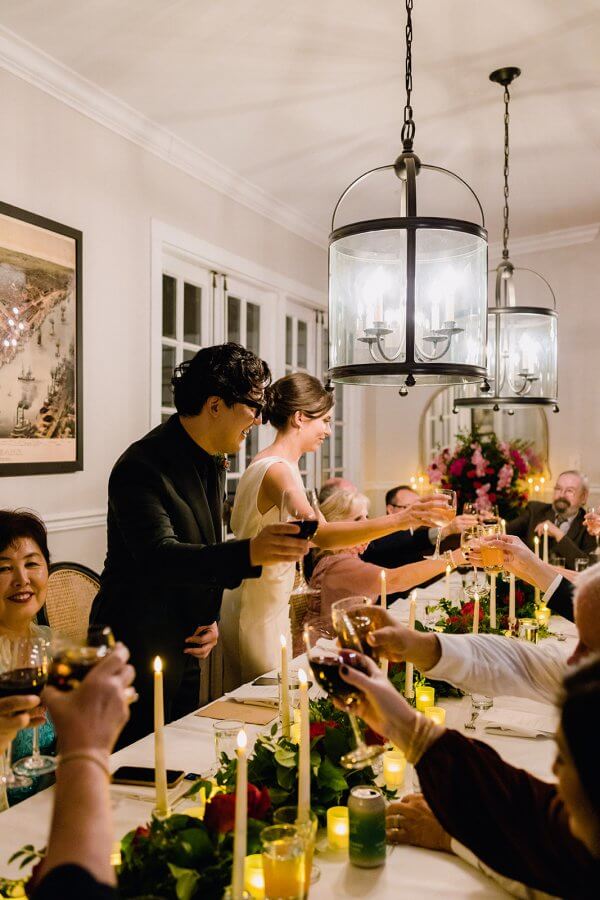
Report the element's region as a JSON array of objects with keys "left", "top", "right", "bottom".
[{"left": 249, "top": 523, "right": 310, "bottom": 566}]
